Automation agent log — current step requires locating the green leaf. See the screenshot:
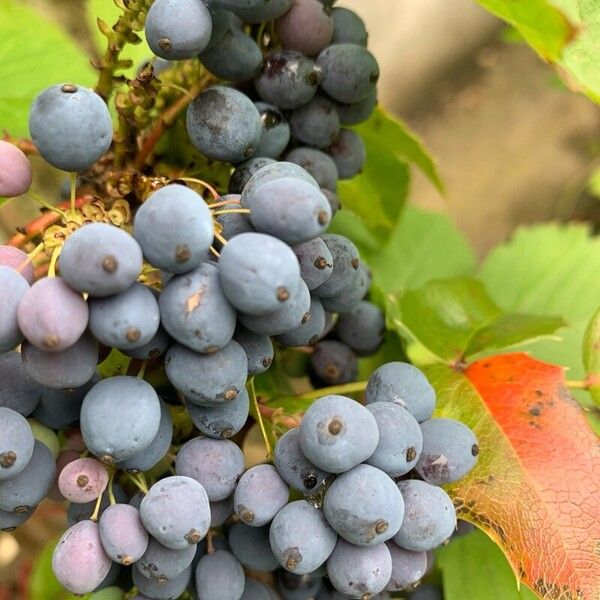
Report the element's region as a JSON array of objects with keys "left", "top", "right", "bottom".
[
  {"left": 97, "top": 348, "right": 132, "bottom": 378},
  {"left": 464, "top": 313, "right": 564, "bottom": 357},
  {"left": 368, "top": 206, "right": 477, "bottom": 295},
  {"left": 337, "top": 145, "right": 409, "bottom": 235},
  {"left": 354, "top": 109, "right": 444, "bottom": 192},
  {"left": 0, "top": 0, "right": 95, "bottom": 138},
  {"left": 88, "top": 589, "right": 124, "bottom": 600},
  {"left": 336, "top": 109, "right": 442, "bottom": 241},
  {"left": 552, "top": 0, "right": 600, "bottom": 103},
  {"left": 587, "top": 167, "right": 600, "bottom": 199},
  {"left": 399, "top": 278, "right": 501, "bottom": 361},
  {"left": 479, "top": 223, "right": 600, "bottom": 379},
  {"left": 28, "top": 536, "right": 65, "bottom": 600},
  {"left": 479, "top": 223, "right": 600, "bottom": 429},
  {"left": 28, "top": 535, "right": 124, "bottom": 600},
  {"left": 582, "top": 305, "right": 600, "bottom": 405},
  {"left": 473, "top": 0, "right": 574, "bottom": 61},
  {"left": 477, "top": 0, "right": 600, "bottom": 103},
  {"left": 389, "top": 277, "right": 564, "bottom": 362},
  {"left": 330, "top": 205, "right": 476, "bottom": 298},
  {"left": 87, "top": 0, "right": 151, "bottom": 78},
  {"left": 437, "top": 528, "right": 538, "bottom": 600}
]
